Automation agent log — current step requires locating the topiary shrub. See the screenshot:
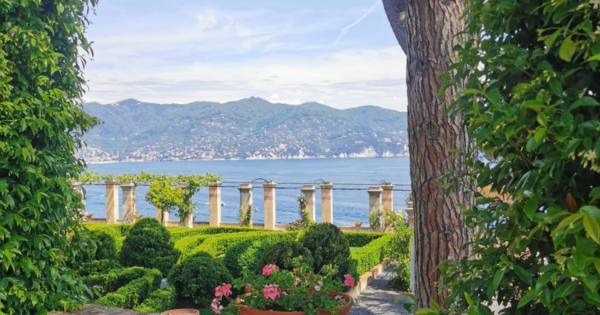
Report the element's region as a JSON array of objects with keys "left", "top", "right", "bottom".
[
  {"left": 119, "top": 217, "right": 180, "bottom": 275},
  {"left": 167, "top": 256, "right": 233, "bottom": 307},
  {"left": 223, "top": 240, "right": 268, "bottom": 279},
  {"left": 90, "top": 229, "right": 120, "bottom": 261},
  {"left": 415, "top": 0, "right": 600, "bottom": 313},
  {"left": 260, "top": 240, "right": 313, "bottom": 272},
  {"left": 299, "top": 223, "right": 351, "bottom": 277},
  {"left": 133, "top": 285, "right": 177, "bottom": 313}
]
